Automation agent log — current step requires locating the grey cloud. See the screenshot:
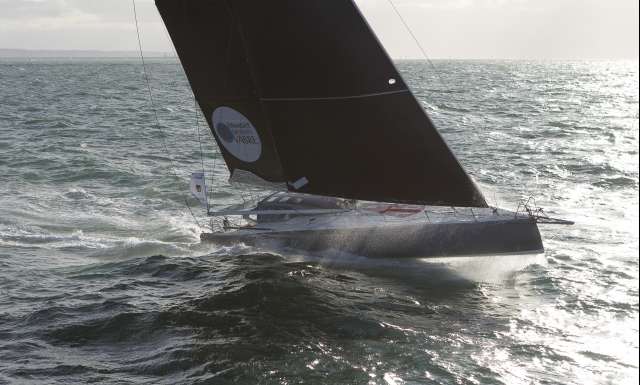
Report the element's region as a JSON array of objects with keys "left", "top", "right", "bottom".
[{"left": 0, "top": 0, "right": 158, "bottom": 21}]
